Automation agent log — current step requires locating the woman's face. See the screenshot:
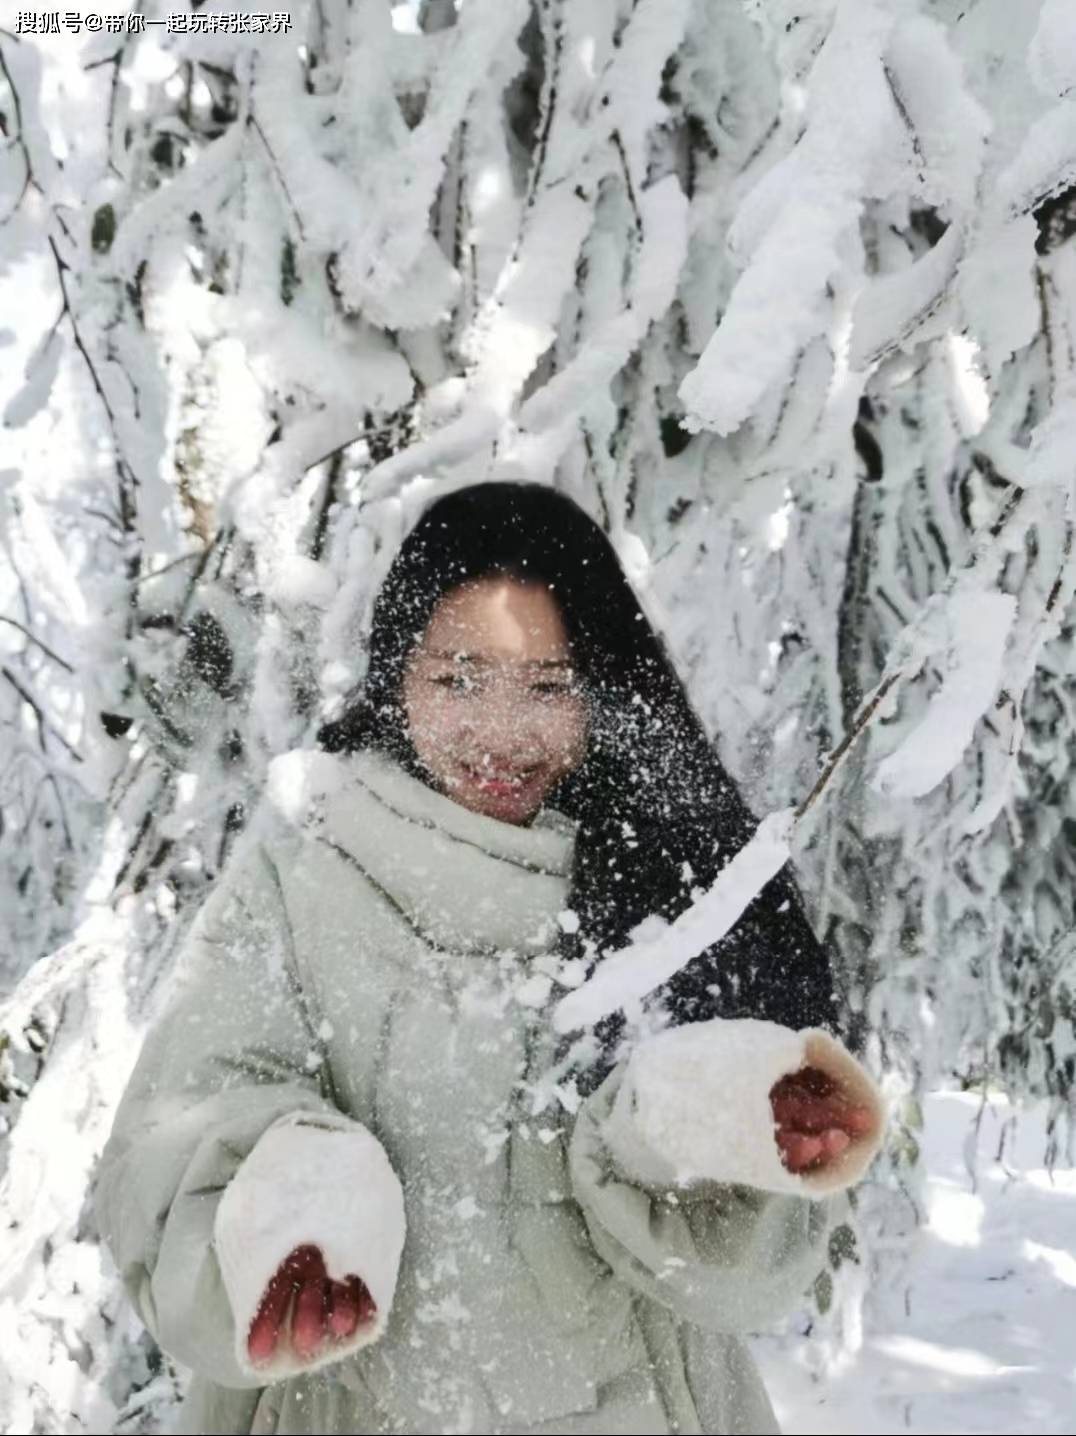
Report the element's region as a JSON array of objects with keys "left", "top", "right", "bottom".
[{"left": 402, "top": 576, "right": 589, "bottom": 825}]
